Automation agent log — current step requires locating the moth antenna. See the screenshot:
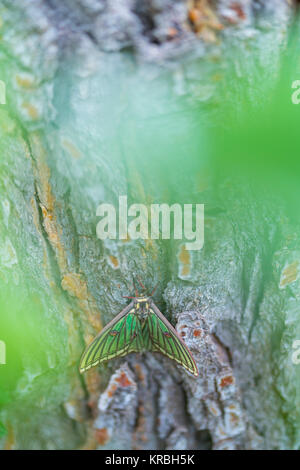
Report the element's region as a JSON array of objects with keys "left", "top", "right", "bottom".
[
  {"left": 123, "top": 296, "right": 135, "bottom": 299},
  {"left": 150, "top": 283, "right": 158, "bottom": 296},
  {"left": 133, "top": 281, "right": 139, "bottom": 297},
  {"left": 137, "top": 278, "right": 145, "bottom": 290}
]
